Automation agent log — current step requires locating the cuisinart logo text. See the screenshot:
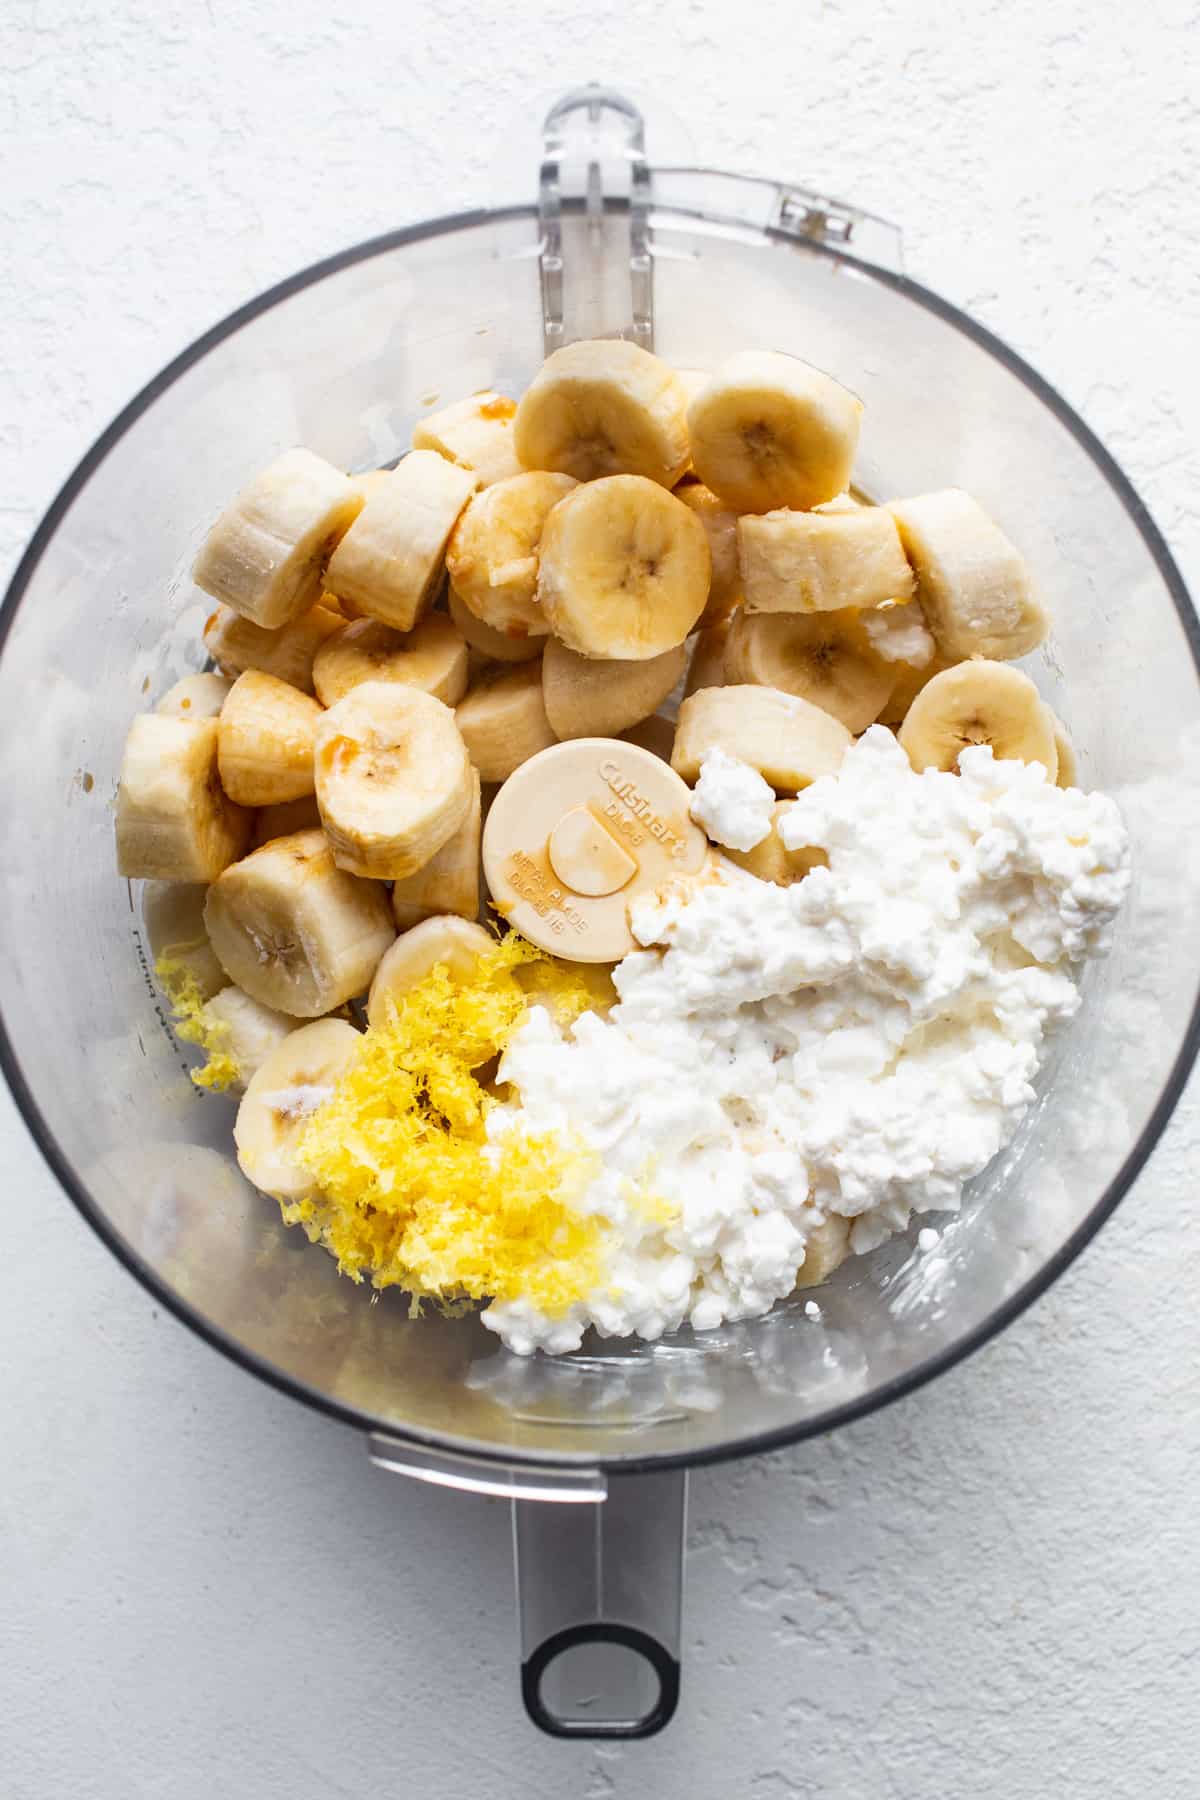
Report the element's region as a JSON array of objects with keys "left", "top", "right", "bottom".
[{"left": 598, "top": 760, "right": 689, "bottom": 860}]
